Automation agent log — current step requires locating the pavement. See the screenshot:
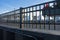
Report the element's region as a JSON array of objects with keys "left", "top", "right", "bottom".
[{"left": 0, "top": 22, "right": 60, "bottom": 35}]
